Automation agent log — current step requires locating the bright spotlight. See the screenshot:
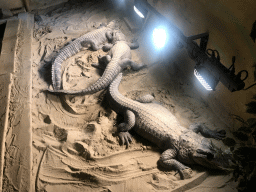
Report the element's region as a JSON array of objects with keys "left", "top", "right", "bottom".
[
  {"left": 194, "top": 64, "right": 220, "bottom": 91},
  {"left": 153, "top": 28, "right": 167, "bottom": 49},
  {"left": 134, "top": 6, "right": 145, "bottom": 18},
  {"left": 194, "top": 69, "right": 213, "bottom": 91}
]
